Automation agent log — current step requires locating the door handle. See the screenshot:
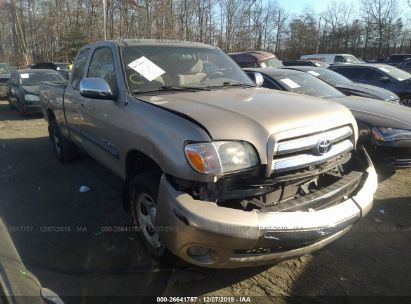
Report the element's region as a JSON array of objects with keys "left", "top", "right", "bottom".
[{"left": 80, "top": 103, "right": 85, "bottom": 108}]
